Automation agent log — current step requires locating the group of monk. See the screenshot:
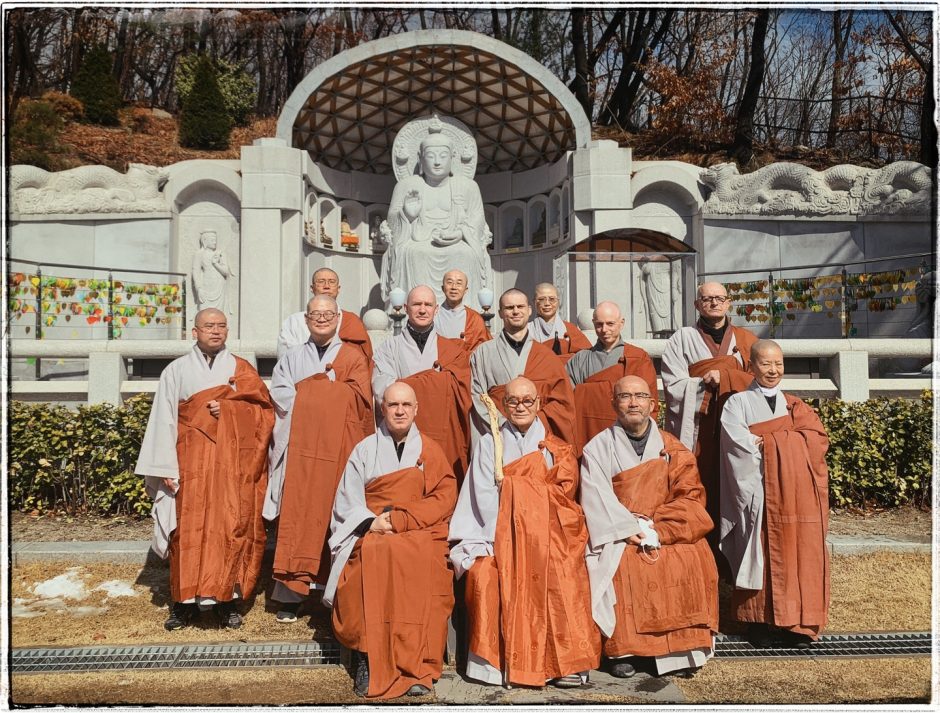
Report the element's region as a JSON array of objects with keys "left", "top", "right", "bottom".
[{"left": 135, "top": 266, "right": 831, "bottom": 699}]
